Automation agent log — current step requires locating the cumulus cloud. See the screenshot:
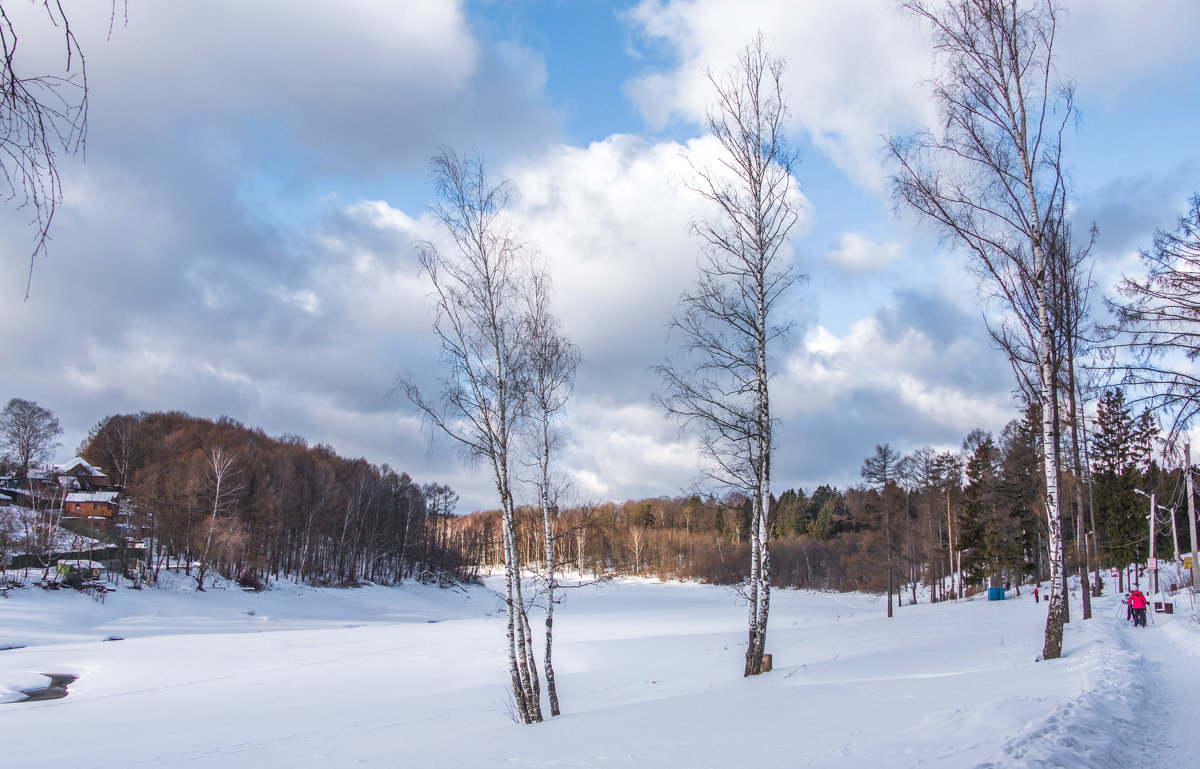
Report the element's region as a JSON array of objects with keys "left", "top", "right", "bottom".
[
  {"left": 509, "top": 133, "right": 810, "bottom": 397},
  {"left": 823, "top": 232, "right": 902, "bottom": 276},
  {"left": 623, "top": 0, "right": 935, "bottom": 188},
  {"left": 768, "top": 288, "right": 1013, "bottom": 490},
  {"left": 9, "top": 0, "right": 1187, "bottom": 512}
]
